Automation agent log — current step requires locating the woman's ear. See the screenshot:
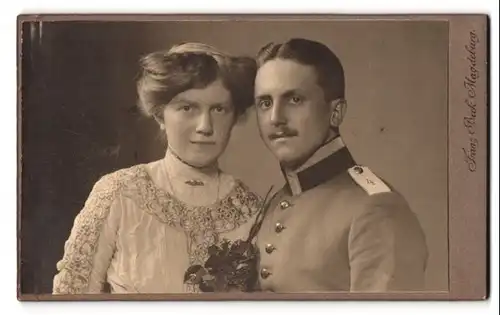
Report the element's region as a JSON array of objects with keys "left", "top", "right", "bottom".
[
  {"left": 153, "top": 116, "right": 165, "bottom": 130},
  {"left": 329, "top": 98, "right": 347, "bottom": 128}
]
